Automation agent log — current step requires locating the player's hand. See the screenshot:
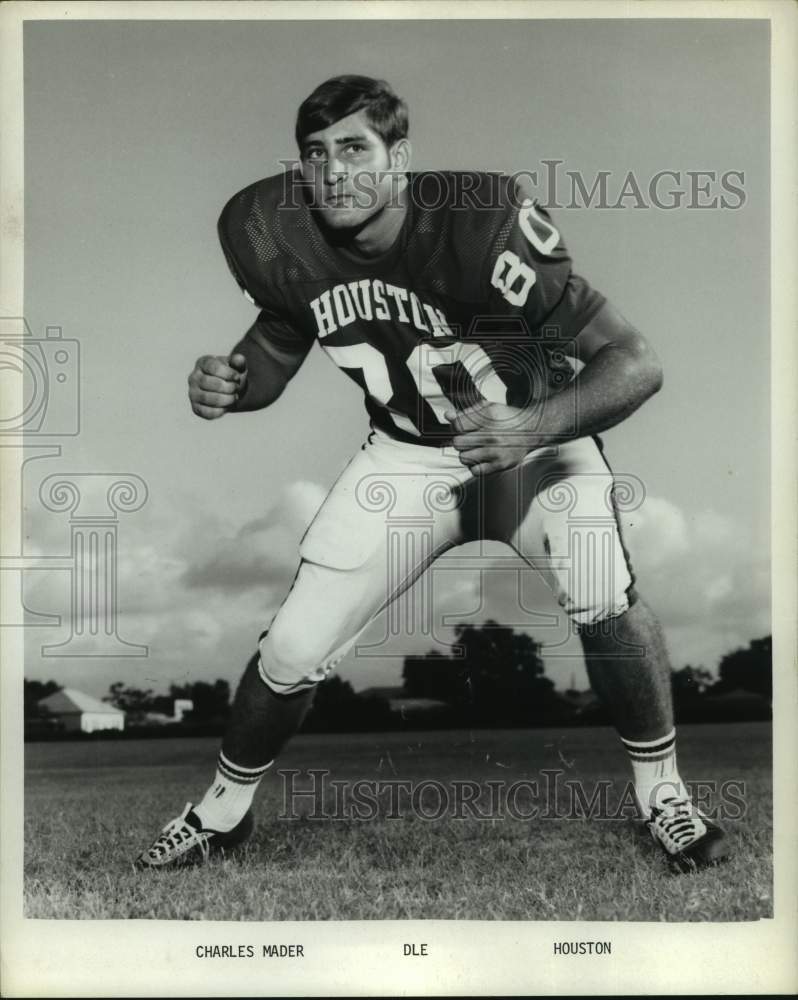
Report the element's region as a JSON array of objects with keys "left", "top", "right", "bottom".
[
  {"left": 446, "top": 401, "right": 545, "bottom": 476},
  {"left": 187, "top": 353, "right": 248, "bottom": 419}
]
